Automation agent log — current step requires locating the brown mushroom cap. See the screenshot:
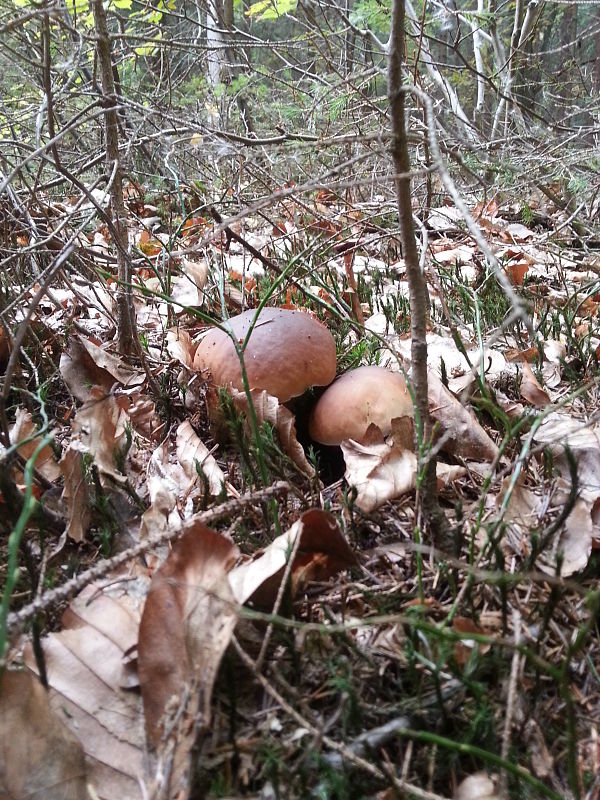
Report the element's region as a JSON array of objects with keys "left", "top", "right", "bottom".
[
  {"left": 193, "top": 307, "right": 337, "bottom": 402},
  {"left": 309, "top": 365, "right": 413, "bottom": 445}
]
